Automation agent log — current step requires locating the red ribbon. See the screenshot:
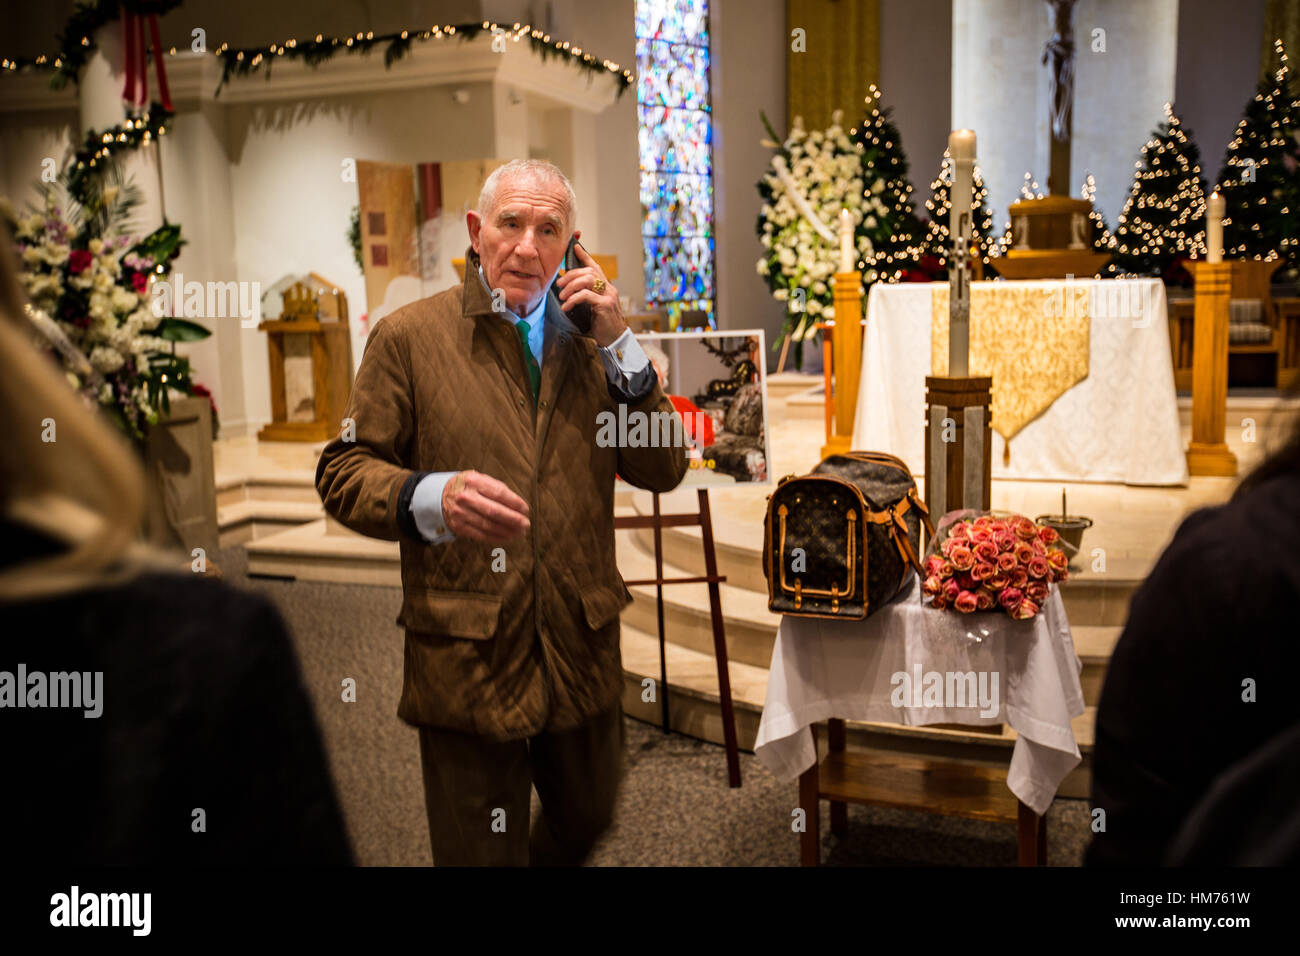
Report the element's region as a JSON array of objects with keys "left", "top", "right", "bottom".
[{"left": 121, "top": 8, "right": 173, "bottom": 112}]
